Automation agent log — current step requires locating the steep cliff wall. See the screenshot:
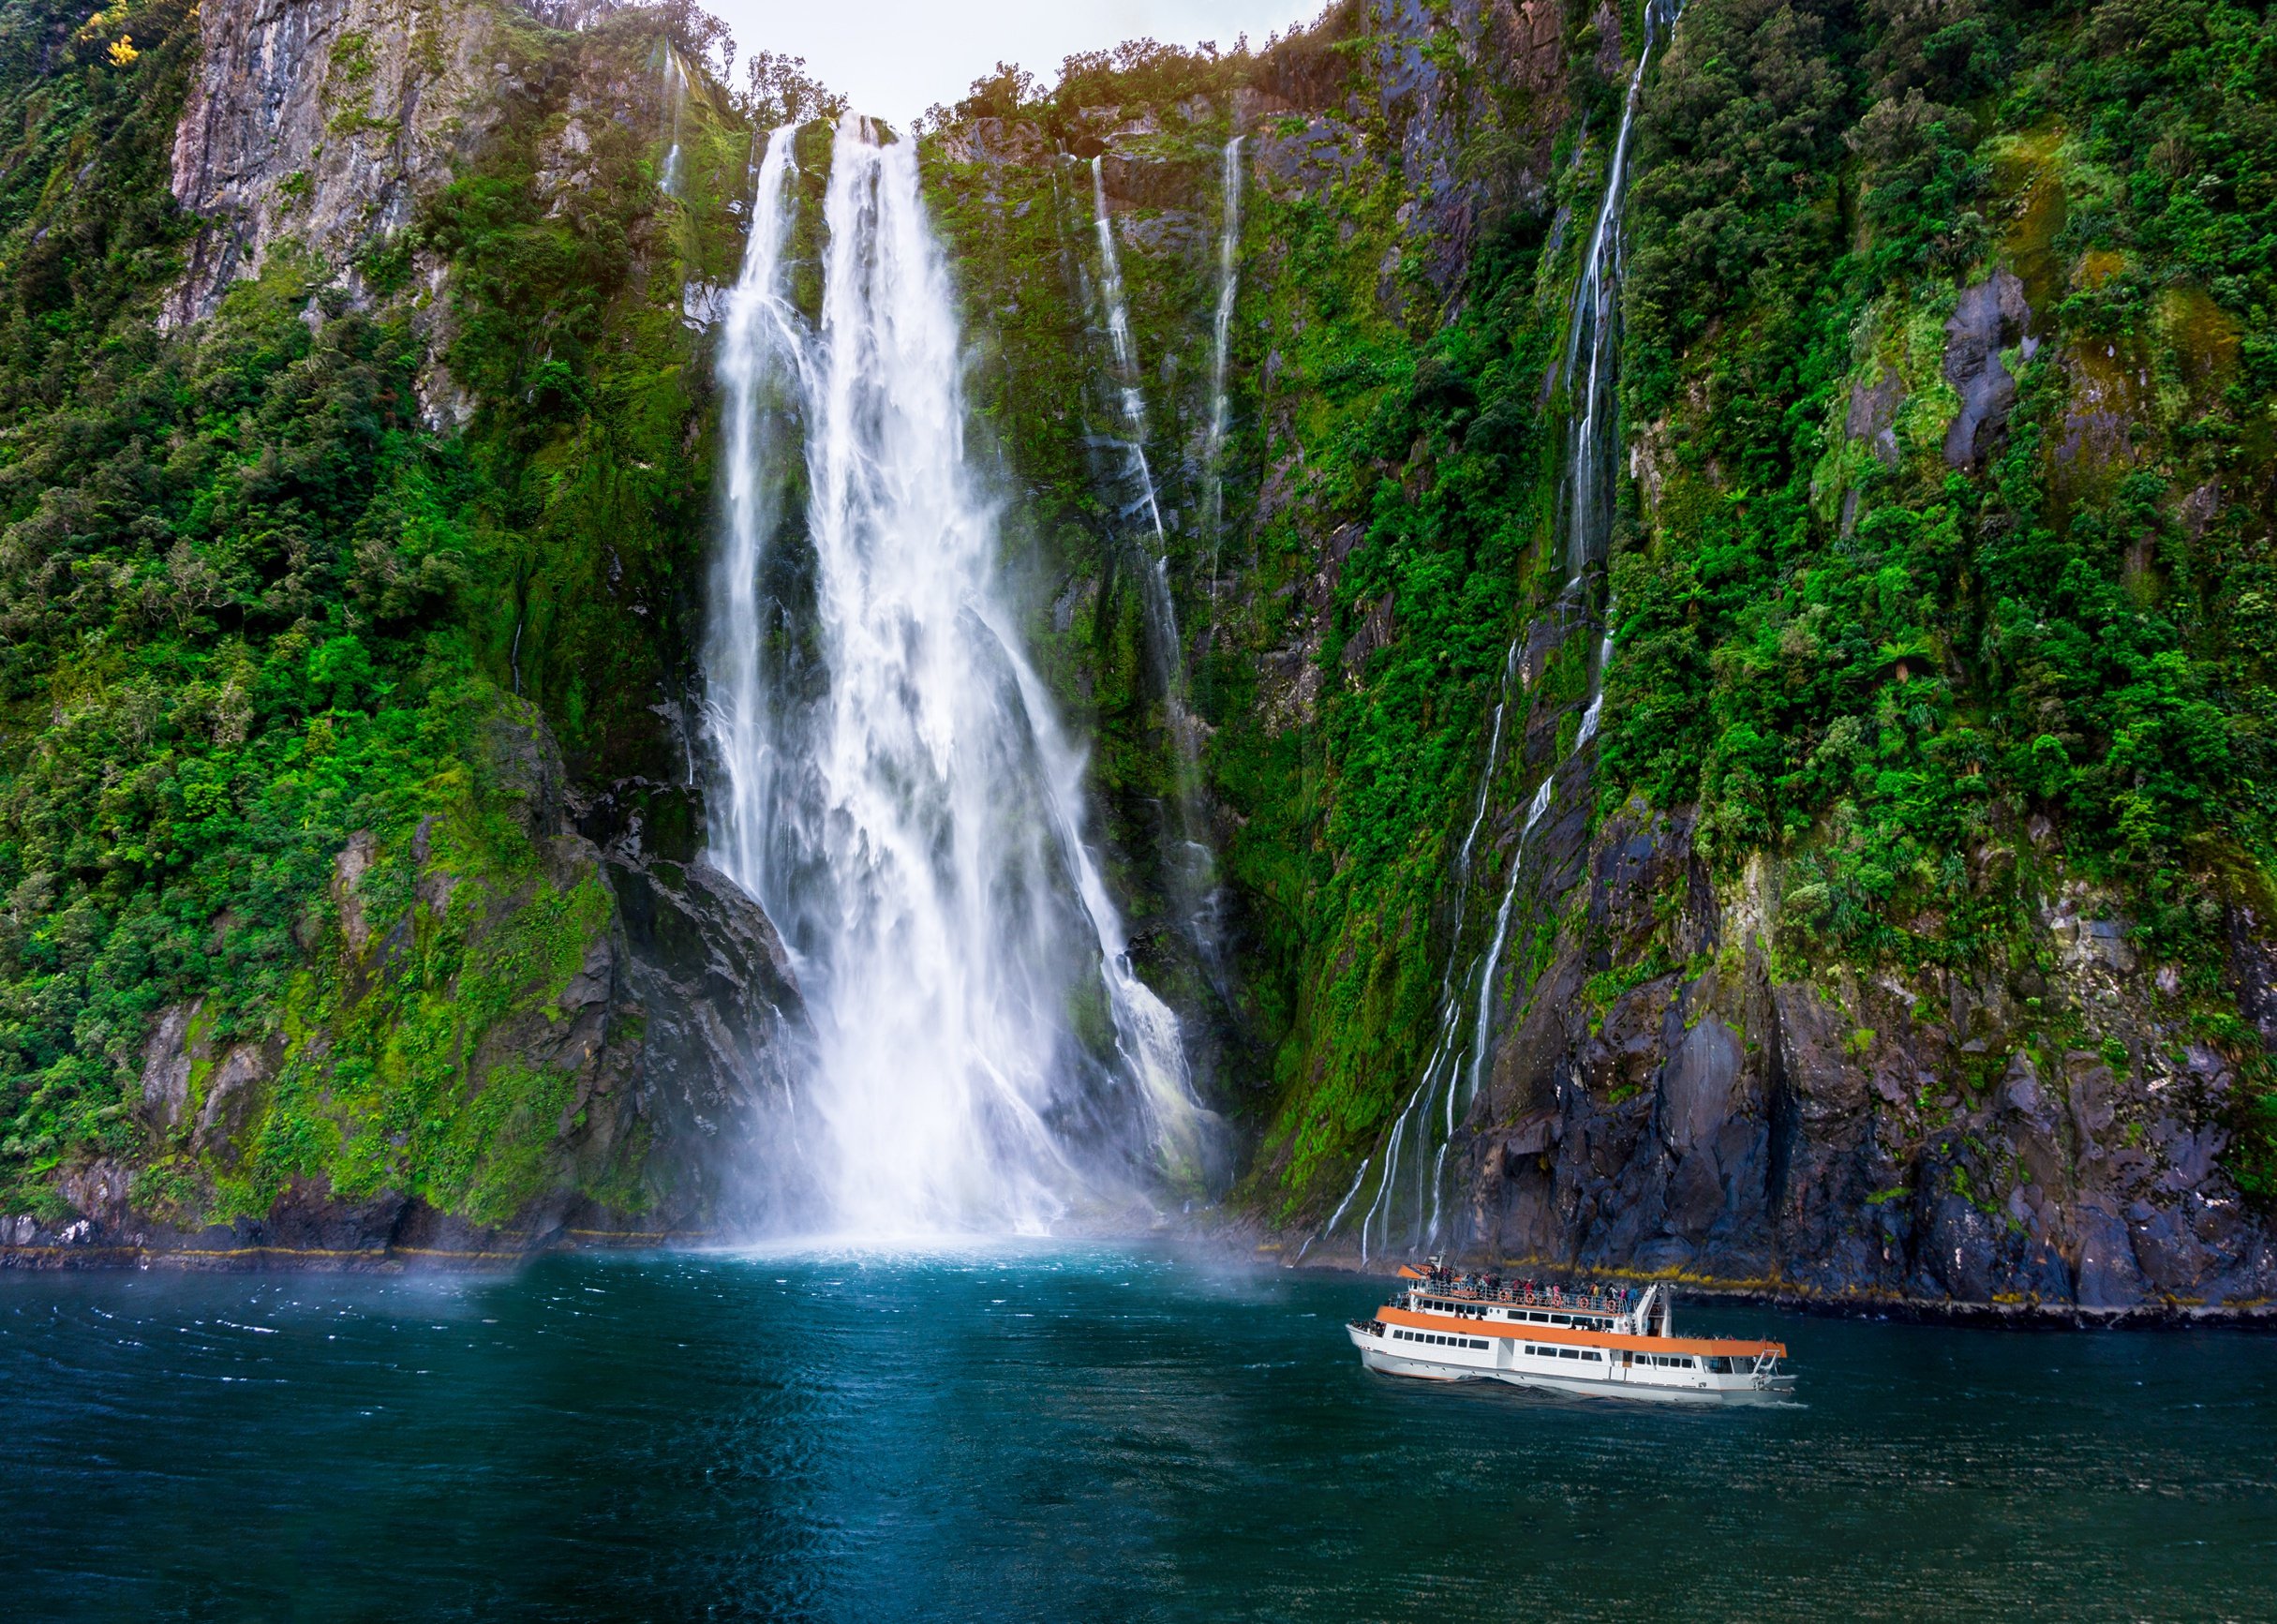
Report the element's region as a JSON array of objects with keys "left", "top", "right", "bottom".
[
  {"left": 928, "top": 0, "right": 2277, "bottom": 1310},
  {"left": 5, "top": 0, "right": 2273, "bottom": 1304},
  {"left": 164, "top": 0, "right": 507, "bottom": 325},
  {"left": 0, "top": 0, "right": 804, "bottom": 1261}
]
